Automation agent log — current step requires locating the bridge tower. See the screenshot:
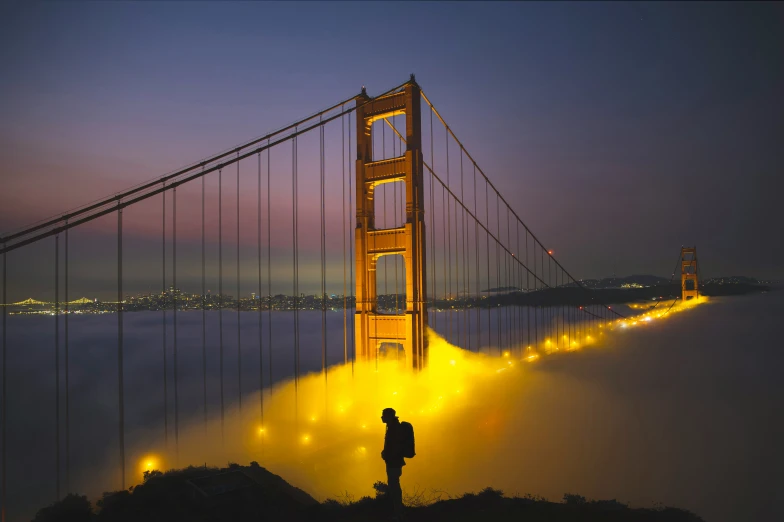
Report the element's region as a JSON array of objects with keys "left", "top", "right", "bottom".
[
  {"left": 680, "top": 246, "right": 699, "bottom": 301},
  {"left": 355, "top": 79, "right": 428, "bottom": 370}
]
